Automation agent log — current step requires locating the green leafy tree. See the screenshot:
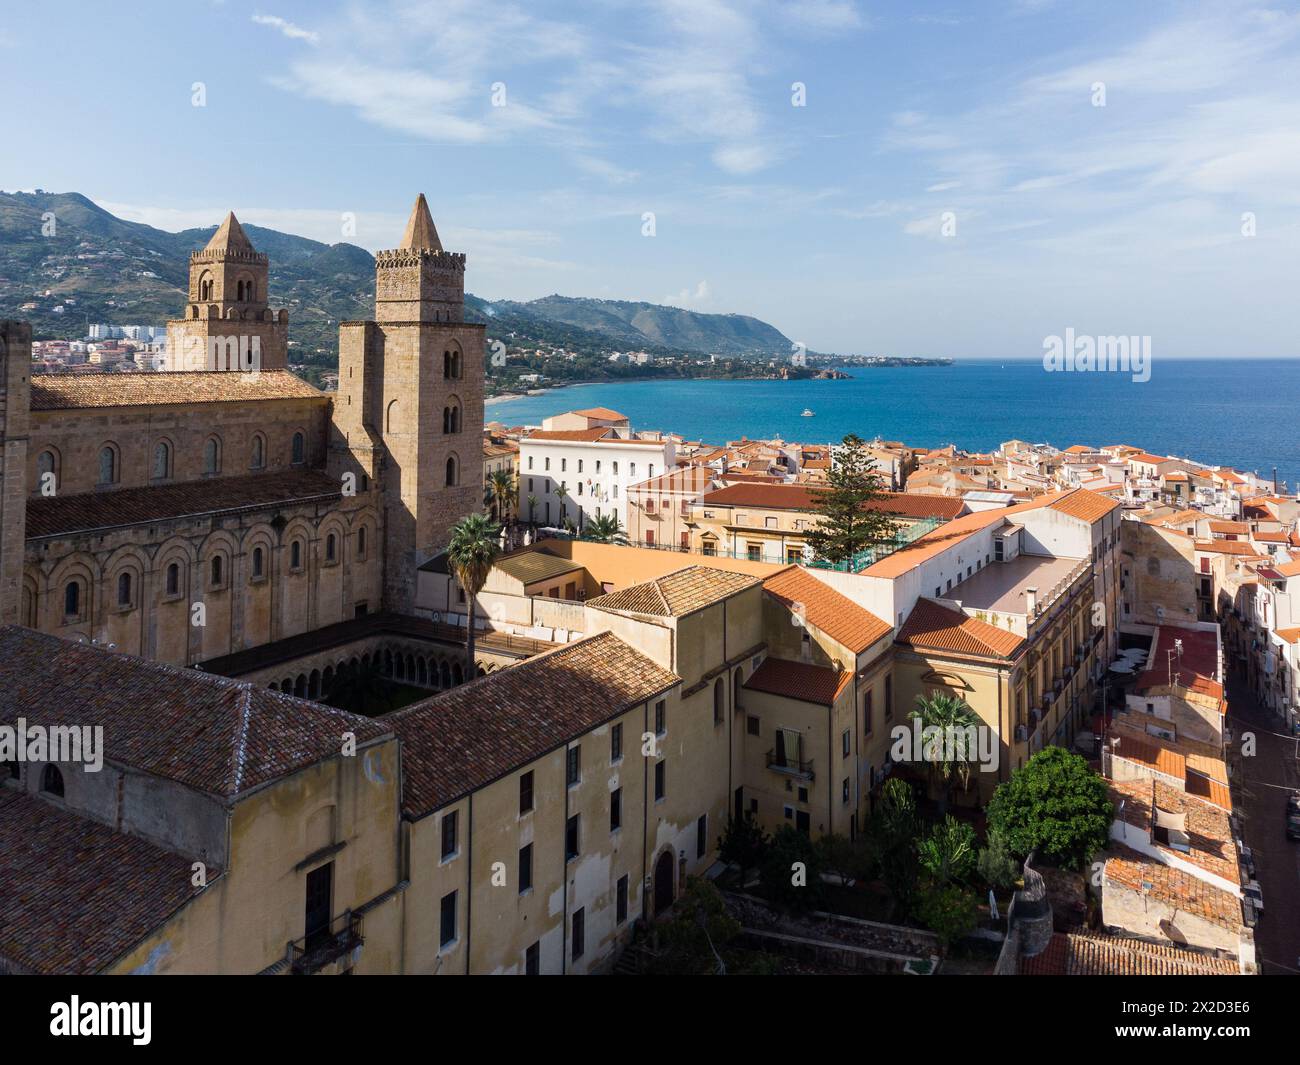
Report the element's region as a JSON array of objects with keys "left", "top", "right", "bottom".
[
  {"left": 869, "top": 778, "right": 921, "bottom": 917},
  {"left": 977, "top": 828, "right": 1020, "bottom": 891},
  {"left": 986, "top": 746, "right": 1114, "bottom": 870},
  {"left": 908, "top": 691, "right": 983, "bottom": 810},
  {"left": 804, "top": 434, "right": 898, "bottom": 569},
  {"left": 581, "top": 512, "right": 629, "bottom": 545},
  {"left": 446, "top": 513, "right": 500, "bottom": 676},
  {"left": 813, "top": 832, "right": 876, "bottom": 888},
  {"left": 914, "top": 882, "right": 980, "bottom": 952},
  {"left": 759, "top": 825, "right": 823, "bottom": 912},
  {"left": 717, "top": 813, "right": 771, "bottom": 888},
  {"left": 918, "top": 816, "right": 977, "bottom": 885},
  {"left": 526, "top": 494, "right": 539, "bottom": 528},
  {"left": 554, "top": 483, "right": 569, "bottom": 524},
  {"left": 649, "top": 878, "right": 742, "bottom": 975}
]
